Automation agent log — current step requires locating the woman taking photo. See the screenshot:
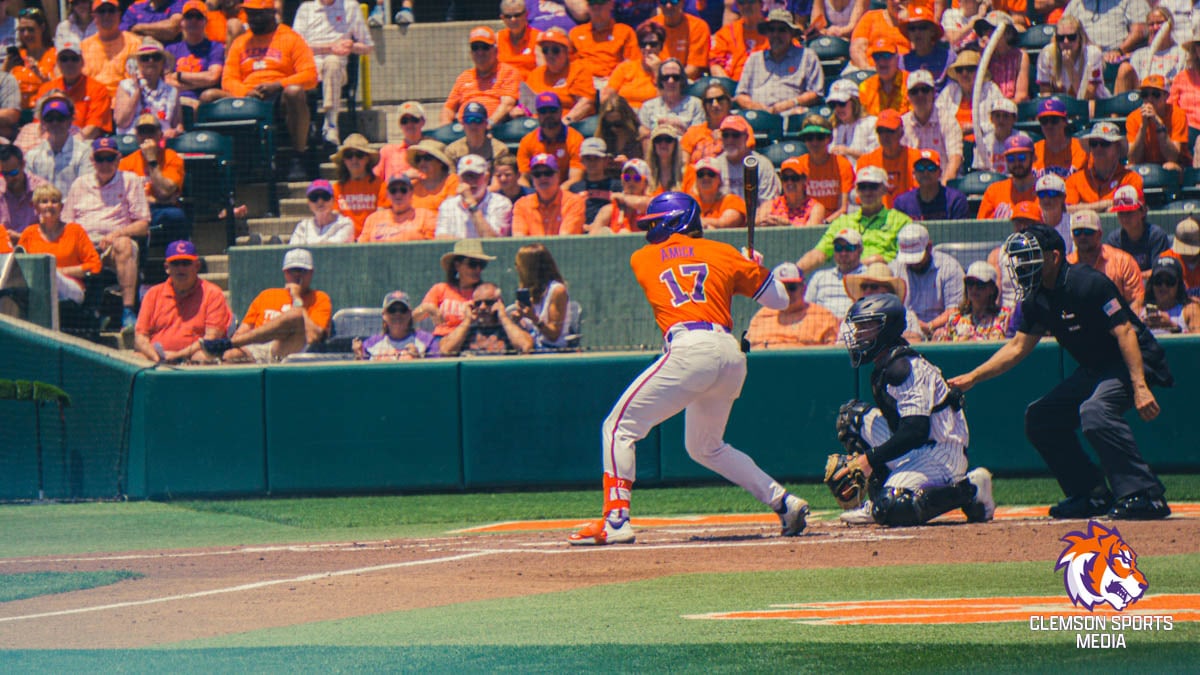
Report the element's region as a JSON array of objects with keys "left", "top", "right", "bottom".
[
  {"left": 932, "top": 261, "right": 1011, "bottom": 341},
  {"left": 1142, "top": 256, "right": 1199, "bottom": 335},
  {"left": 511, "top": 243, "right": 571, "bottom": 350},
  {"left": 1037, "top": 17, "right": 1109, "bottom": 100},
  {"left": 5, "top": 7, "right": 56, "bottom": 110}
]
